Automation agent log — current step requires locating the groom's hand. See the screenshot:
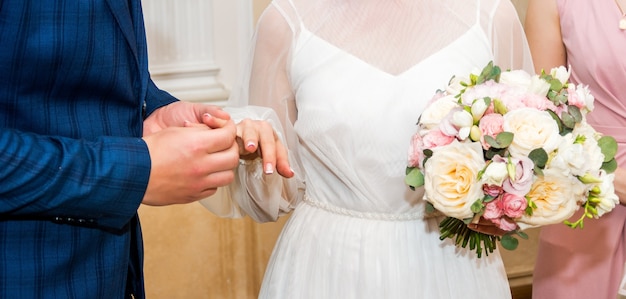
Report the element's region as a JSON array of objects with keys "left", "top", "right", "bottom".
[{"left": 141, "top": 121, "right": 239, "bottom": 206}]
